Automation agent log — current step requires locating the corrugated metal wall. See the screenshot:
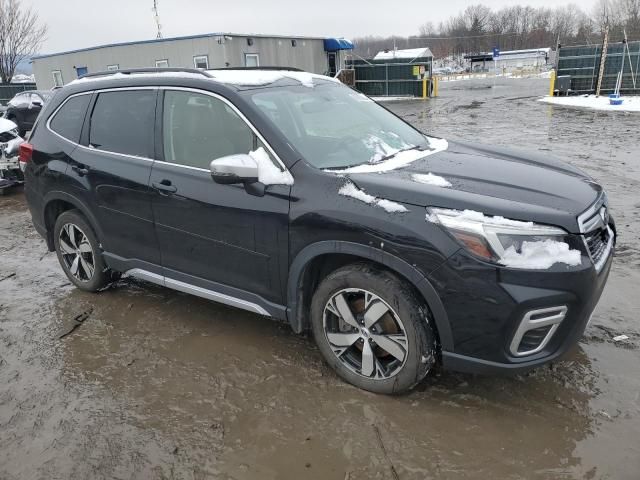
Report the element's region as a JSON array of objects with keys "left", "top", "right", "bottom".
[
  {"left": 350, "top": 58, "right": 432, "bottom": 97},
  {"left": 557, "top": 41, "right": 640, "bottom": 95},
  {"left": 32, "top": 35, "right": 329, "bottom": 89}
]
